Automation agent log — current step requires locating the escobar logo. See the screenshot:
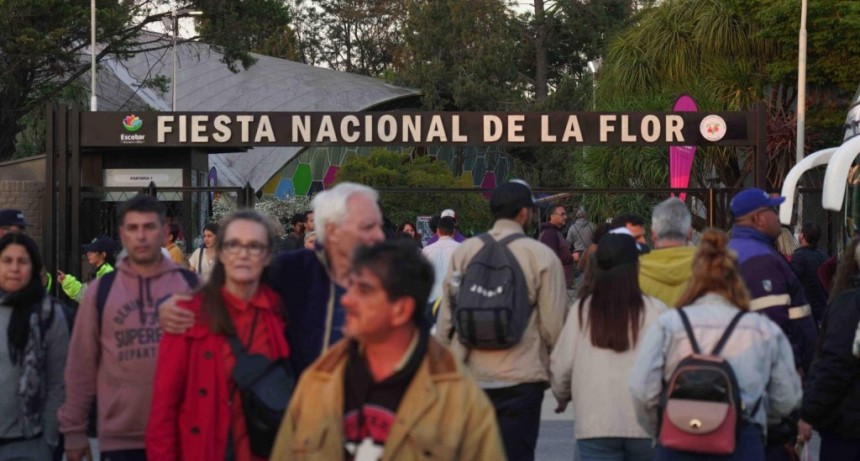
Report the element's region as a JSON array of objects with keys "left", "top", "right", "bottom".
[{"left": 121, "top": 114, "right": 145, "bottom": 144}]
